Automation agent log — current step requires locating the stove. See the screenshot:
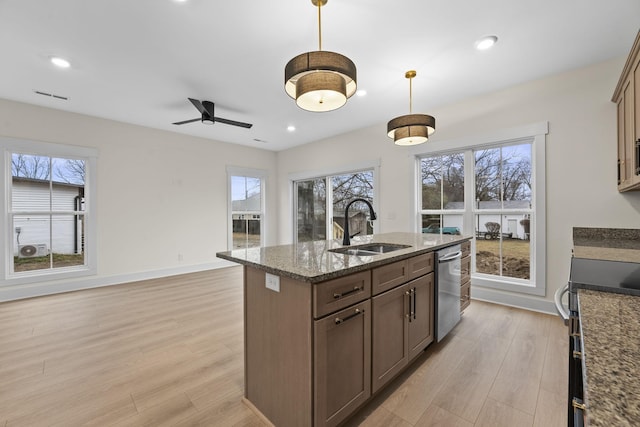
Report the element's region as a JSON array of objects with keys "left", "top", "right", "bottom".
[{"left": 570, "top": 257, "right": 640, "bottom": 296}]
